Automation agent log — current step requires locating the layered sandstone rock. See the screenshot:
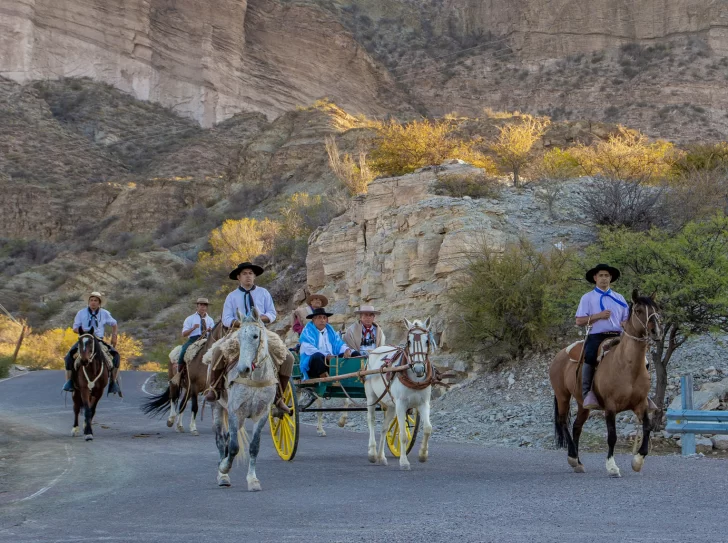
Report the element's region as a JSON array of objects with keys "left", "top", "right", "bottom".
[
  {"left": 305, "top": 163, "right": 593, "bottom": 370},
  {"left": 0, "top": 0, "right": 407, "bottom": 126}
]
